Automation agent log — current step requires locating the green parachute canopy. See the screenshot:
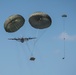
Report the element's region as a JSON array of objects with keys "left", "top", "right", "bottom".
[
  {"left": 29, "top": 12, "right": 52, "bottom": 29},
  {"left": 4, "top": 14, "right": 25, "bottom": 33}
]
